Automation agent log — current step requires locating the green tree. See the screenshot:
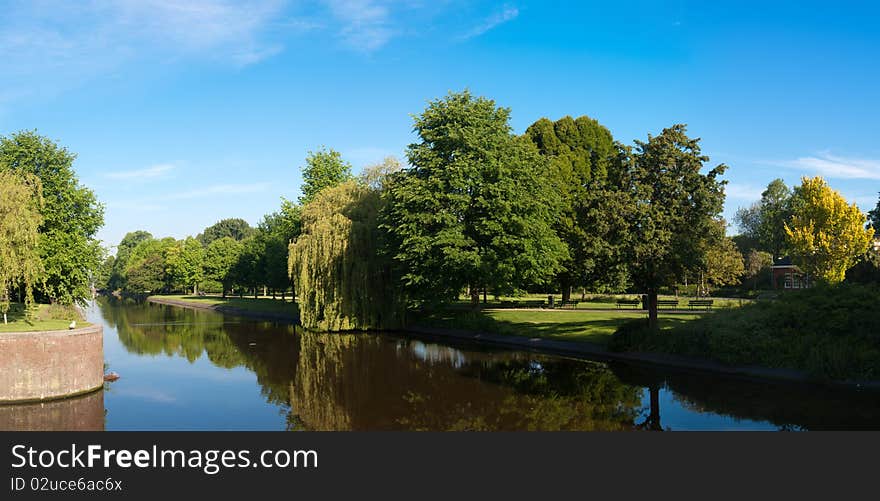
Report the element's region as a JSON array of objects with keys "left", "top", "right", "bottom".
[
  {"left": 868, "top": 192, "right": 880, "bottom": 230},
  {"left": 383, "top": 90, "right": 567, "bottom": 304},
  {"left": 734, "top": 179, "right": 792, "bottom": 258},
  {"left": 525, "top": 116, "right": 623, "bottom": 299},
  {"left": 785, "top": 176, "right": 874, "bottom": 284},
  {"left": 108, "top": 231, "right": 153, "bottom": 291},
  {"left": 232, "top": 237, "right": 264, "bottom": 299},
  {"left": 257, "top": 212, "right": 292, "bottom": 299},
  {"left": 0, "top": 130, "right": 104, "bottom": 305},
  {"left": 289, "top": 180, "right": 403, "bottom": 330},
  {"left": 204, "top": 237, "right": 243, "bottom": 297},
  {"left": 702, "top": 233, "right": 745, "bottom": 292},
  {"left": 0, "top": 171, "right": 44, "bottom": 323},
  {"left": 95, "top": 254, "right": 115, "bottom": 292},
  {"left": 622, "top": 124, "right": 727, "bottom": 328},
  {"left": 122, "top": 238, "right": 175, "bottom": 294},
  {"left": 197, "top": 218, "right": 254, "bottom": 246},
  {"left": 298, "top": 147, "right": 353, "bottom": 205},
  {"left": 744, "top": 249, "right": 773, "bottom": 290},
  {"left": 165, "top": 237, "right": 205, "bottom": 294}
]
